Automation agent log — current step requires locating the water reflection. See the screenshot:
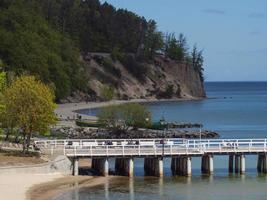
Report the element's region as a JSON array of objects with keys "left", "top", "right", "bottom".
[
  {"left": 104, "top": 179, "right": 109, "bottom": 200},
  {"left": 129, "top": 178, "right": 134, "bottom": 200}
]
